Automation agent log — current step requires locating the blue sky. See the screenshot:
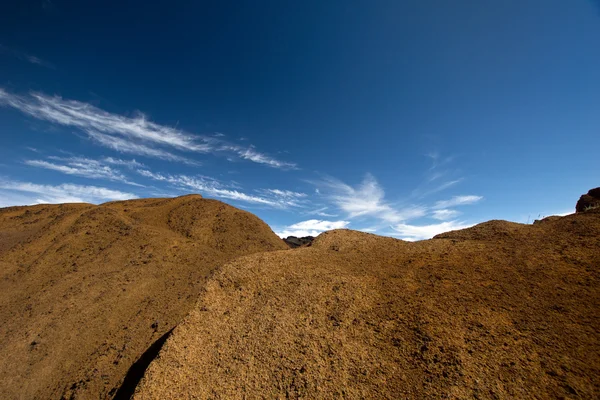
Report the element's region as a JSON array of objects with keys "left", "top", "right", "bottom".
[{"left": 1, "top": 1, "right": 599, "bottom": 240}]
